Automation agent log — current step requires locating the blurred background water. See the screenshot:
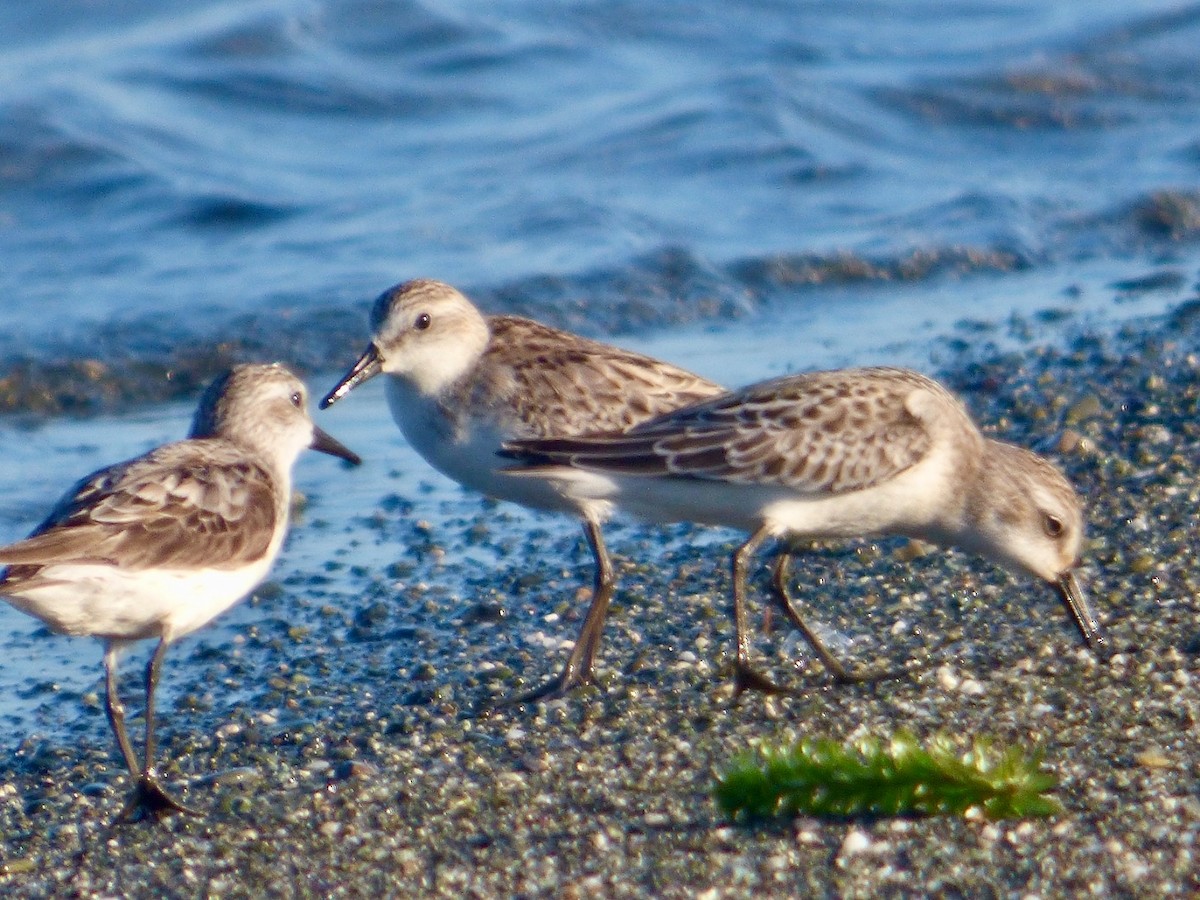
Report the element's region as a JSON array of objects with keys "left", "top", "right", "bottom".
[
  {"left": 3, "top": 0, "right": 1200, "bottom": 406},
  {"left": 2, "top": 0, "right": 1200, "bottom": 739}
]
